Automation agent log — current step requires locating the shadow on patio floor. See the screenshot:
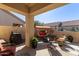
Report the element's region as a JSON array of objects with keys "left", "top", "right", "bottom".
[
  {"left": 65, "top": 44, "right": 75, "bottom": 50},
  {"left": 16, "top": 42, "right": 75, "bottom": 56},
  {"left": 36, "top": 42, "right": 49, "bottom": 50},
  {"left": 16, "top": 46, "right": 36, "bottom": 56},
  {"left": 47, "top": 42, "right": 62, "bottom": 56},
  {"left": 48, "top": 47, "right": 62, "bottom": 56}
]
